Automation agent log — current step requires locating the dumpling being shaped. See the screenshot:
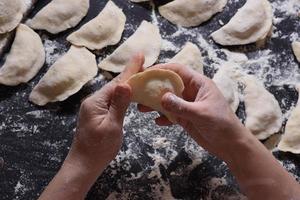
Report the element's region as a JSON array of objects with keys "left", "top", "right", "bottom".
[
  {"left": 127, "top": 69, "right": 184, "bottom": 123},
  {"left": 0, "top": 0, "right": 25, "bottom": 34},
  {"left": 168, "top": 42, "right": 203, "bottom": 74},
  {"left": 159, "top": 0, "right": 228, "bottom": 27},
  {"left": 26, "top": 0, "right": 89, "bottom": 34},
  {"left": 67, "top": 1, "right": 126, "bottom": 51},
  {"left": 98, "top": 21, "right": 161, "bottom": 73},
  {"left": 0, "top": 24, "right": 45, "bottom": 86},
  {"left": 242, "top": 75, "right": 282, "bottom": 140},
  {"left": 213, "top": 67, "right": 239, "bottom": 112},
  {"left": 29, "top": 46, "right": 97, "bottom": 106},
  {"left": 292, "top": 41, "right": 300, "bottom": 63},
  {"left": 278, "top": 86, "right": 300, "bottom": 154},
  {"left": 211, "top": 0, "right": 272, "bottom": 46}
]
